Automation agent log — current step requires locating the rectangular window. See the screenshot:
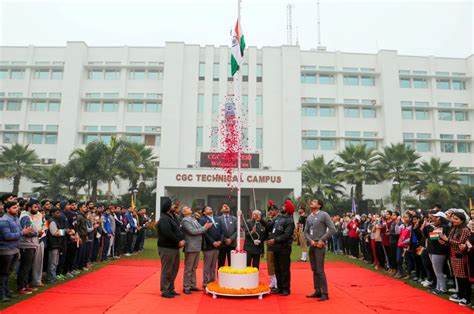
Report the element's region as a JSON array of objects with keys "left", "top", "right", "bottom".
[
  {"left": 129, "top": 70, "right": 146, "bottom": 80},
  {"left": 147, "top": 70, "right": 160, "bottom": 80},
  {"left": 51, "top": 70, "right": 63, "bottom": 80},
  {"left": 363, "top": 140, "right": 377, "bottom": 149},
  {"left": 256, "top": 96, "right": 263, "bottom": 114},
  {"left": 10, "top": 70, "right": 25, "bottom": 79},
  {"left": 441, "top": 142, "right": 455, "bottom": 153},
  {"left": 344, "top": 108, "right": 359, "bottom": 118},
  {"left": 344, "top": 99, "right": 359, "bottom": 104},
  {"left": 452, "top": 80, "right": 465, "bottom": 90},
  {"left": 46, "top": 125, "right": 58, "bottom": 131},
  {"left": 83, "top": 134, "right": 98, "bottom": 144},
  {"left": 212, "top": 94, "right": 219, "bottom": 113},
  {"left": 211, "top": 127, "right": 218, "bottom": 148},
  {"left": 196, "top": 127, "right": 203, "bottom": 147},
  {"left": 416, "top": 133, "right": 431, "bottom": 139},
  {"left": 302, "top": 107, "right": 317, "bottom": 116},
  {"left": 345, "top": 131, "right": 361, "bottom": 137},
  {"left": 304, "top": 130, "right": 318, "bottom": 137},
  {"left": 436, "top": 79, "right": 450, "bottom": 89},
  {"left": 416, "top": 142, "right": 431, "bottom": 152},
  {"left": 439, "top": 110, "right": 453, "bottom": 121},
  {"left": 242, "top": 64, "right": 249, "bottom": 82},
  {"left": 256, "top": 64, "right": 263, "bottom": 82},
  {"left": 457, "top": 143, "right": 471, "bottom": 153},
  {"left": 438, "top": 102, "right": 452, "bottom": 108},
  {"left": 401, "top": 101, "right": 412, "bottom": 107},
  {"left": 125, "top": 126, "right": 141, "bottom": 132},
  {"left": 44, "top": 134, "right": 57, "bottom": 145},
  {"left": 104, "top": 70, "right": 120, "bottom": 80},
  {"left": 399, "top": 78, "right": 411, "bottom": 88},
  {"left": 125, "top": 135, "right": 143, "bottom": 144},
  {"left": 301, "top": 74, "right": 317, "bottom": 84},
  {"left": 320, "top": 139, "right": 336, "bottom": 150},
  {"left": 346, "top": 140, "right": 361, "bottom": 147},
  {"left": 197, "top": 94, "right": 204, "bottom": 113},
  {"left": 360, "top": 76, "right": 375, "bottom": 86},
  {"left": 319, "top": 106, "right": 336, "bottom": 117},
  {"left": 413, "top": 78, "right": 428, "bottom": 88},
  {"left": 320, "top": 98, "right": 336, "bottom": 104},
  {"left": 213, "top": 63, "right": 219, "bottom": 81},
  {"left": 242, "top": 95, "right": 248, "bottom": 113},
  {"left": 343, "top": 75, "right": 359, "bottom": 86},
  {"left": 89, "top": 70, "right": 103, "bottom": 80},
  {"left": 31, "top": 101, "right": 46, "bottom": 111},
  {"left": 146, "top": 102, "right": 161, "bottom": 112},
  {"left": 48, "top": 102, "right": 60, "bottom": 112},
  {"left": 319, "top": 74, "right": 335, "bottom": 84},
  {"left": 302, "top": 139, "right": 317, "bottom": 150},
  {"left": 102, "top": 102, "right": 117, "bottom": 112},
  {"left": 28, "top": 124, "right": 43, "bottom": 131},
  {"left": 455, "top": 111, "right": 468, "bottom": 121},
  {"left": 28, "top": 133, "right": 43, "bottom": 144},
  {"left": 86, "top": 102, "right": 101, "bottom": 112},
  {"left": 0, "top": 69, "right": 8, "bottom": 79},
  {"left": 256, "top": 128, "right": 263, "bottom": 149},
  {"left": 6, "top": 101, "right": 21, "bottom": 111},
  {"left": 362, "top": 108, "right": 376, "bottom": 118},
  {"left": 127, "top": 102, "right": 144, "bottom": 112},
  {"left": 414, "top": 101, "right": 429, "bottom": 107},
  {"left": 199, "top": 62, "right": 205, "bottom": 80},
  {"left": 128, "top": 93, "right": 144, "bottom": 99},
  {"left": 34, "top": 70, "right": 50, "bottom": 79},
  {"left": 3, "top": 133, "right": 19, "bottom": 144},
  {"left": 415, "top": 110, "right": 429, "bottom": 120},
  {"left": 320, "top": 130, "right": 336, "bottom": 137}
]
